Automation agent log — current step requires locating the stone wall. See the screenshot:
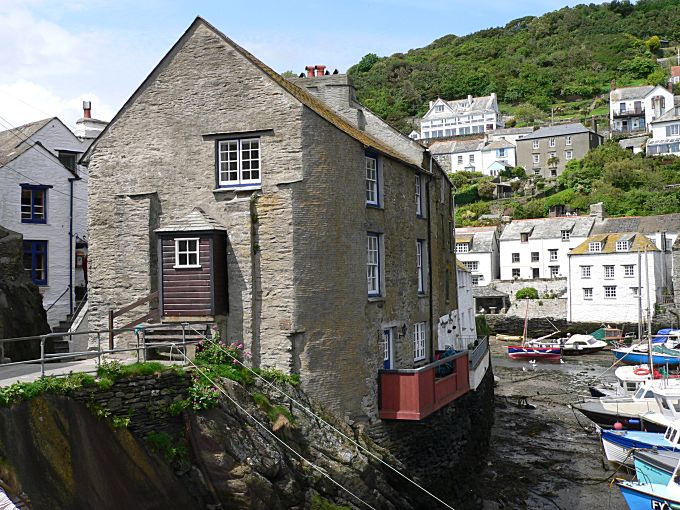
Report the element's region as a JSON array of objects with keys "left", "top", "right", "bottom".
[
  {"left": 491, "top": 278, "right": 567, "bottom": 300},
  {"left": 505, "top": 298, "right": 567, "bottom": 319},
  {"left": 0, "top": 227, "right": 50, "bottom": 360}
]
